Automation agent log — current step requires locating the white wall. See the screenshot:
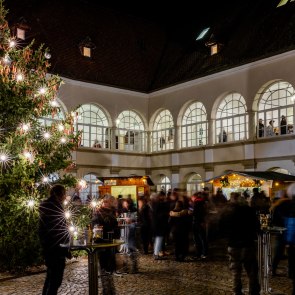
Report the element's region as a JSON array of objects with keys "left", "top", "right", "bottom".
[{"left": 58, "top": 50, "right": 295, "bottom": 188}]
